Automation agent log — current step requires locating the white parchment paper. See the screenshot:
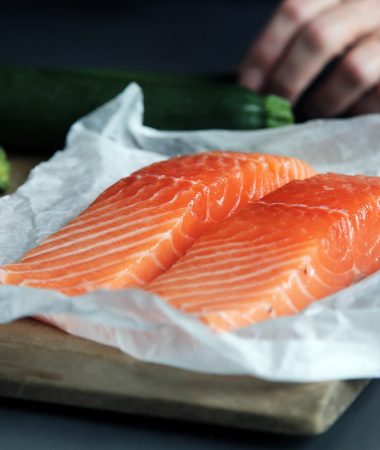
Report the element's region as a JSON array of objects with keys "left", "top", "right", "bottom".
[{"left": 1, "top": 83, "right": 380, "bottom": 382}]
